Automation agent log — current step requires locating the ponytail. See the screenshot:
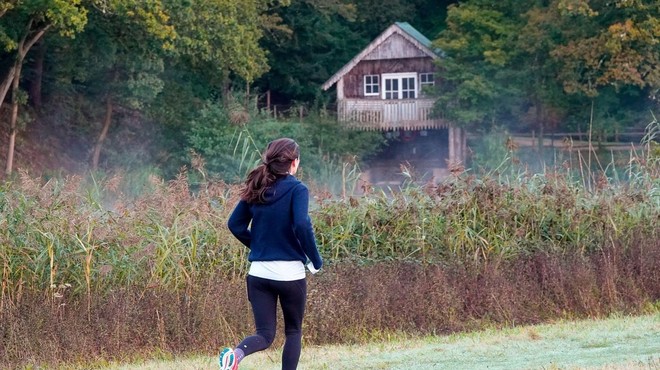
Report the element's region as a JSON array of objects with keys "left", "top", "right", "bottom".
[{"left": 240, "top": 138, "right": 300, "bottom": 204}]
